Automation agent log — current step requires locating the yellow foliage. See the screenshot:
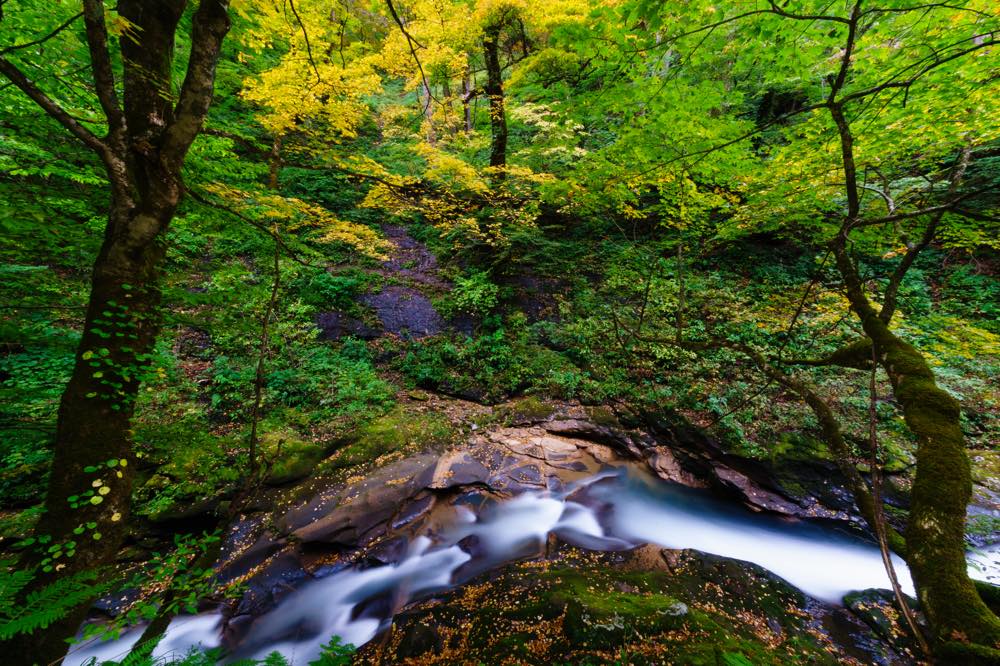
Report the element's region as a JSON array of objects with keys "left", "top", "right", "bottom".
[{"left": 205, "top": 184, "right": 389, "bottom": 260}]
